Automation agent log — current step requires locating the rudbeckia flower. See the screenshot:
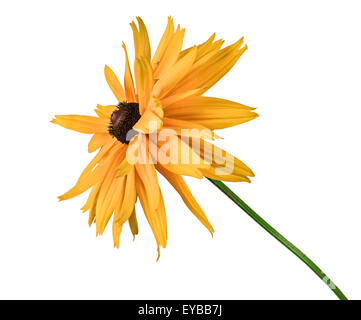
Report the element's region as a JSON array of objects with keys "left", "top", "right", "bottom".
[
  {"left": 52, "top": 16, "right": 257, "bottom": 257},
  {"left": 51, "top": 17, "right": 349, "bottom": 300}
]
